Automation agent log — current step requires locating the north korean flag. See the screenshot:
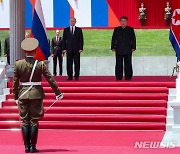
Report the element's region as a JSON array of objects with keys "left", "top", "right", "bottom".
[{"left": 169, "top": 9, "right": 180, "bottom": 60}]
